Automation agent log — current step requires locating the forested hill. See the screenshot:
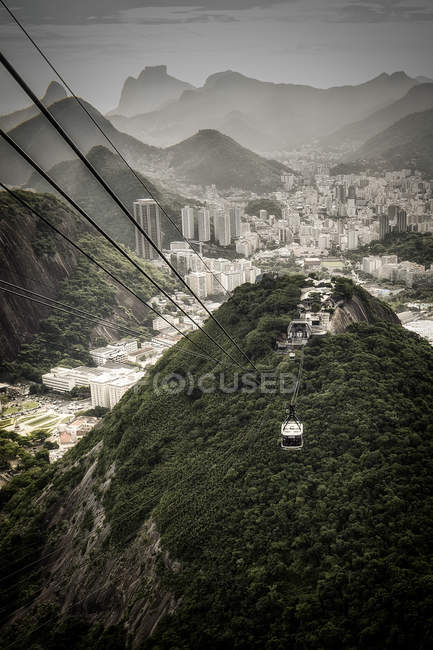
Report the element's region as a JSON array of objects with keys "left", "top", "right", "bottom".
[
  {"left": 2, "top": 275, "right": 433, "bottom": 649},
  {"left": 349, "top": 231, "right": 433, "bottom": 267}
]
